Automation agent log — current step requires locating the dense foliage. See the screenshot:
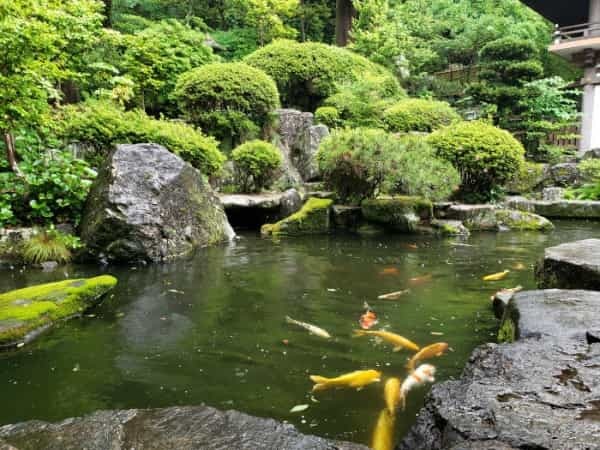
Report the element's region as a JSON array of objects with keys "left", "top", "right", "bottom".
[
  {"left": 244, "top": 40, "right": 398, "bottom": 111},
  {"left": 231, "top": 140, "right": 282, "bottom": 192},
  {"left": 21, "top": 228, "right": 82, "bottom": 264},
  {"left": 427, "top": 121, "right": 525, "bottom": 201},
  {"left": 174, "top": 63, "right": 280, "bottom": 147},
  {"left": 383, "top": 99, "right": 460, "bottom": 132},
  {"left": 58, "top": 101, "right": 225, "bottom": 175}
]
